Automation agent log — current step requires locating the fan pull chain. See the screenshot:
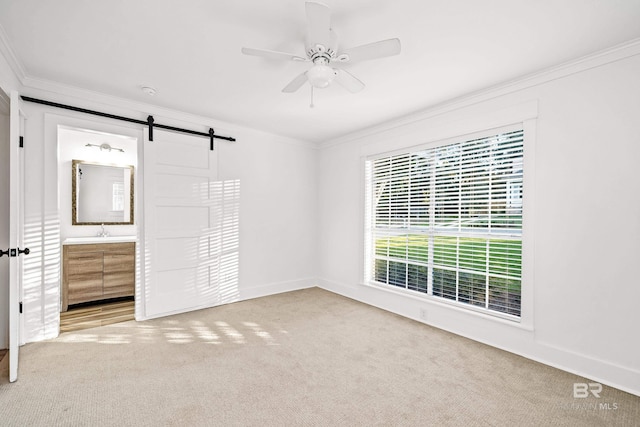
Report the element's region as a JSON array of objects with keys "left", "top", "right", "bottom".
[{"left": 310, "top": 86, "right": 315, "bottom": 108}]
